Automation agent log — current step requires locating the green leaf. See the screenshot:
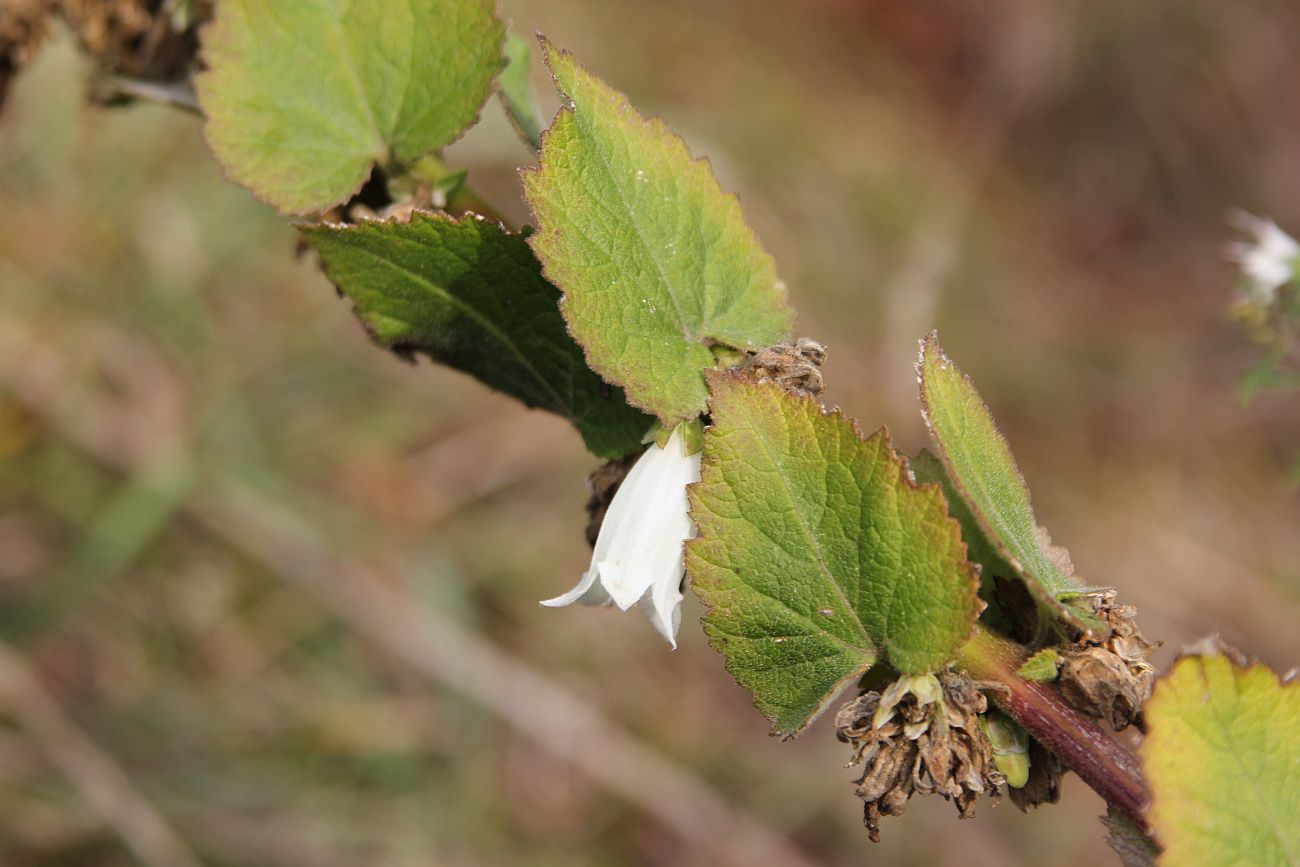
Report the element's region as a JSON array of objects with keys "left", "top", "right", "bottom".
[
  {"left": 196, "top": 0, "right": 505, "bottom": 214},
  {"left": 686, "top": 374, "right": 981, "bottom": 737},
  {"left": 499, "top": 33, "right": 543, "bottom": 151},
  {"left": 1142, "top": 651, "right": 1300, "bottom": 867},
  {"left": 522, "top": 39, "right": 793, "bottom": 426},
  {"left": 917, "top": 332, "right": 1103, "bottom": 637},
  {"left": 301, "top": 213, "right": 651, "bottom": 458},
  {"left": 1016, "top": 648, "right": 1061, "bottom": 683},
  {"left": 910, "top": 448, "right": 1017, "bottom": 590}
]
